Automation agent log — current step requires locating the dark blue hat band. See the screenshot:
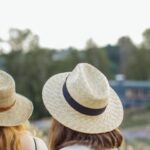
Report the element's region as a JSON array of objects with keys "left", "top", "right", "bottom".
[{"left": 62, "top": 79, "right": 107, "bottom": 116}]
